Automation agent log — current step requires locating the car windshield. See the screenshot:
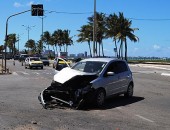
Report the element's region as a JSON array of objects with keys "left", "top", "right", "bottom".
[
  {"left": 72, "top": 61, "right": 107, "bottom": 73},
  {"left": 30, "top": 58, "right": 40, "bottom": 61},
  {"left": 41, "top": 57, "right": 48, "bottom": 60}
]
